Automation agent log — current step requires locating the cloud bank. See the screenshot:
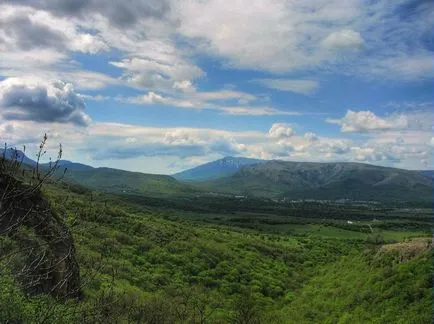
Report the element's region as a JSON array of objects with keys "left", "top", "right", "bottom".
[{"left": 0, "top": 77, "right": 90, "bottom": 126}]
